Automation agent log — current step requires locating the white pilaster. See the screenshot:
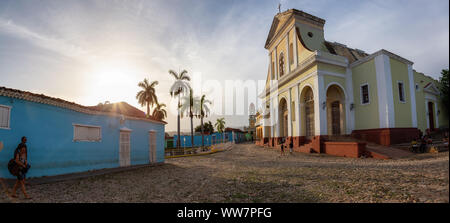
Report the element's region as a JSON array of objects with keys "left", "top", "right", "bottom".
[
  {"left": 270, "top": 97, "right": 275, "bottom": 137},
  {"left": 274, "top": 98, "right": 280, "bottom": 137},
  {"left": 287, "top": 88, "right": 292, "bottom": 136},
  {"left": 345, "top": 68, "right": 355, "bottom": 134},
  {"left": 285, "top": 34, "right": 290, "bottom": 74},
  {"left": 374, "top": 54, "right": 395, "bottom": 128},
  {"left": 274, "top": 48, "right": 278, "bottom": 80},
  {"left": 295, "top": 85, "right": 301, "bottom": 136},
  {"left": 292, "top": 27, "right": 298, "bottom": 69},
  {"left": 407, "top": 64, "right": 418, "bottom": 127},
  {"left": 314, "top": 75, "right": 327, "bottom": 135},
  {"left": 269, "top": 52, "right": 273, "bottom": 80}
]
